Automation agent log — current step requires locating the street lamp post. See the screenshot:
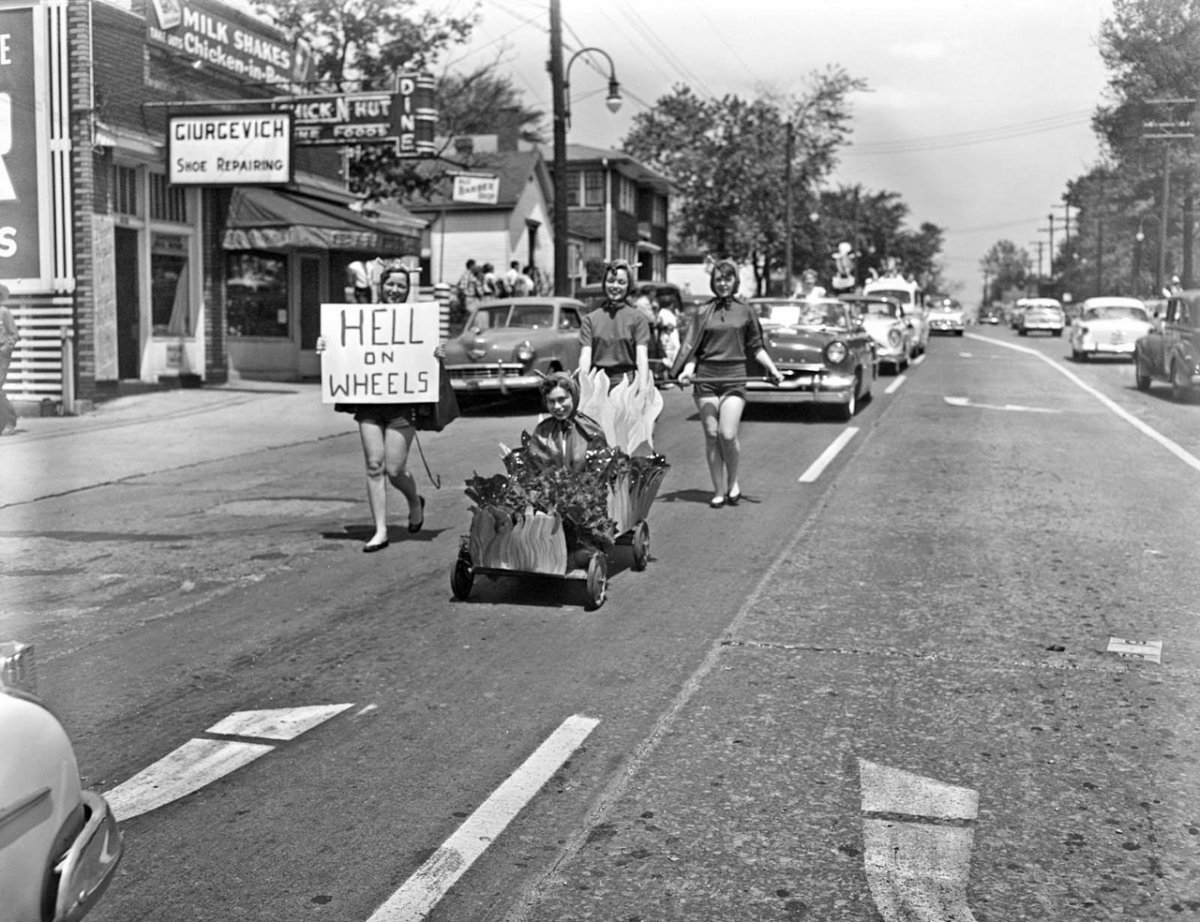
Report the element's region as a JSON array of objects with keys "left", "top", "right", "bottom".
[
  {"left": 1135, "top": 214, "right": 1162, "bottom": 295},
  {"left": 549, "top": 0, "right": 622, "bottom": 296}
]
